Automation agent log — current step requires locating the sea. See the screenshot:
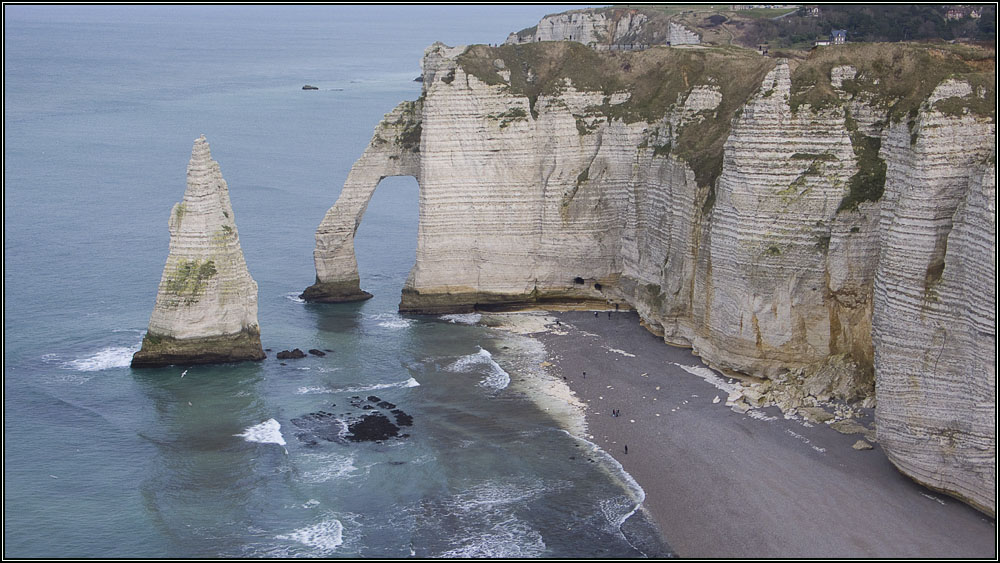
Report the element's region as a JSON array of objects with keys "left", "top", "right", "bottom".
[{"left": 3, "top": 5, "right": 671, "bottom": 558}]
